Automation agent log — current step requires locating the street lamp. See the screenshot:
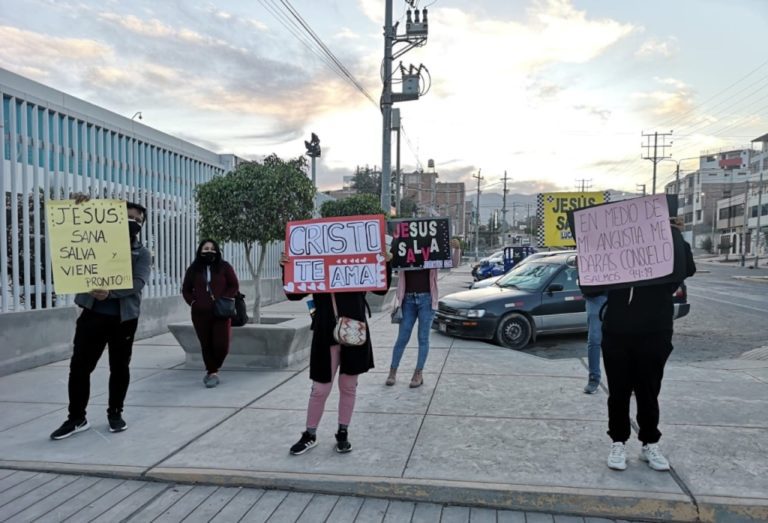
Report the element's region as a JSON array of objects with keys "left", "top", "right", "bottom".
[
  {"left": 130, "top": 112, "right": 143, "bottom": 121},
  {"left": 304, "top": 133, "right": 321, "bottom": 187}
]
